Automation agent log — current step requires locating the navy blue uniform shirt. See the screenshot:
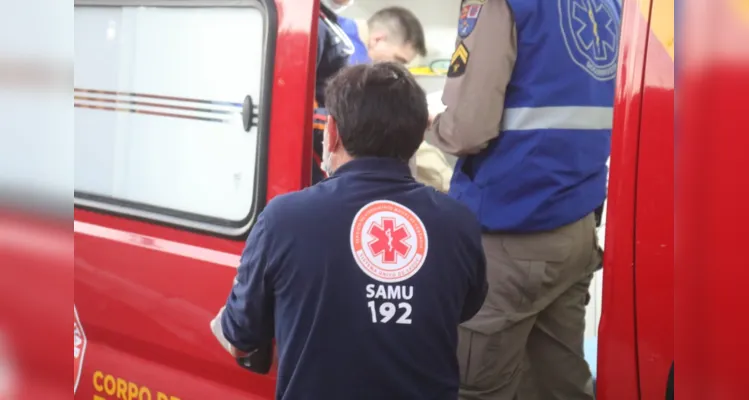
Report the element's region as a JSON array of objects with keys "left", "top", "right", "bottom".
[{"left": 222, "top": 157, "right": 487, "bottom": 400}]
